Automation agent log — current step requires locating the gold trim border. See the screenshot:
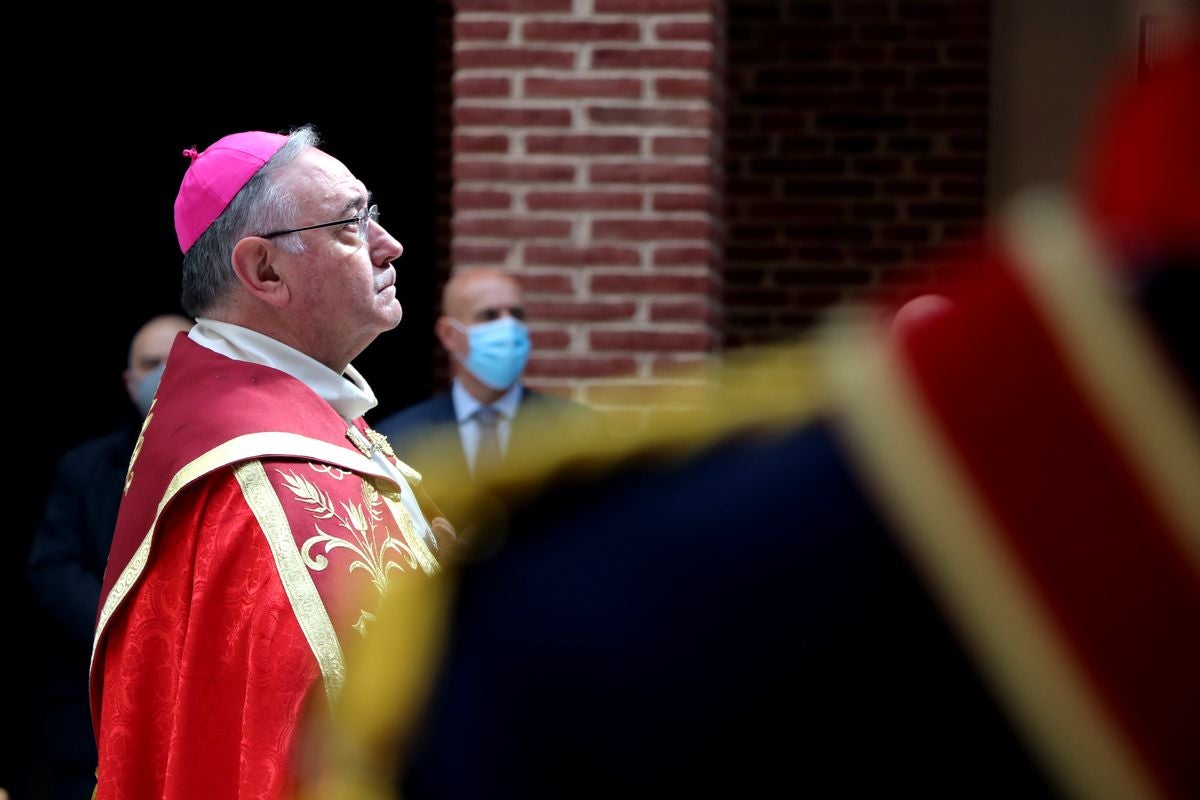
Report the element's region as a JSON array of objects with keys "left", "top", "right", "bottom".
[
  {"left": 92, "top": 432, "right": 390, "bottom": 677},
  {"left": 235, "top": 460, "right": 345, "bottom": 702}
]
